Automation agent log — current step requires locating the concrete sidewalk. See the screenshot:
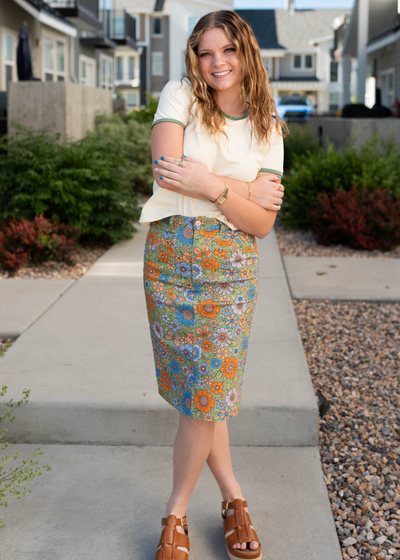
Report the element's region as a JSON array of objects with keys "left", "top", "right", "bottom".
[
  {"left": 0, "top": 226, "right": 318, "bottom": 447},
  {"left": 283, "top": 256, "right": 400, "bottom": 301},
  {"left": 0, "top": 445, "right": 342, "bottom": 560}
]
